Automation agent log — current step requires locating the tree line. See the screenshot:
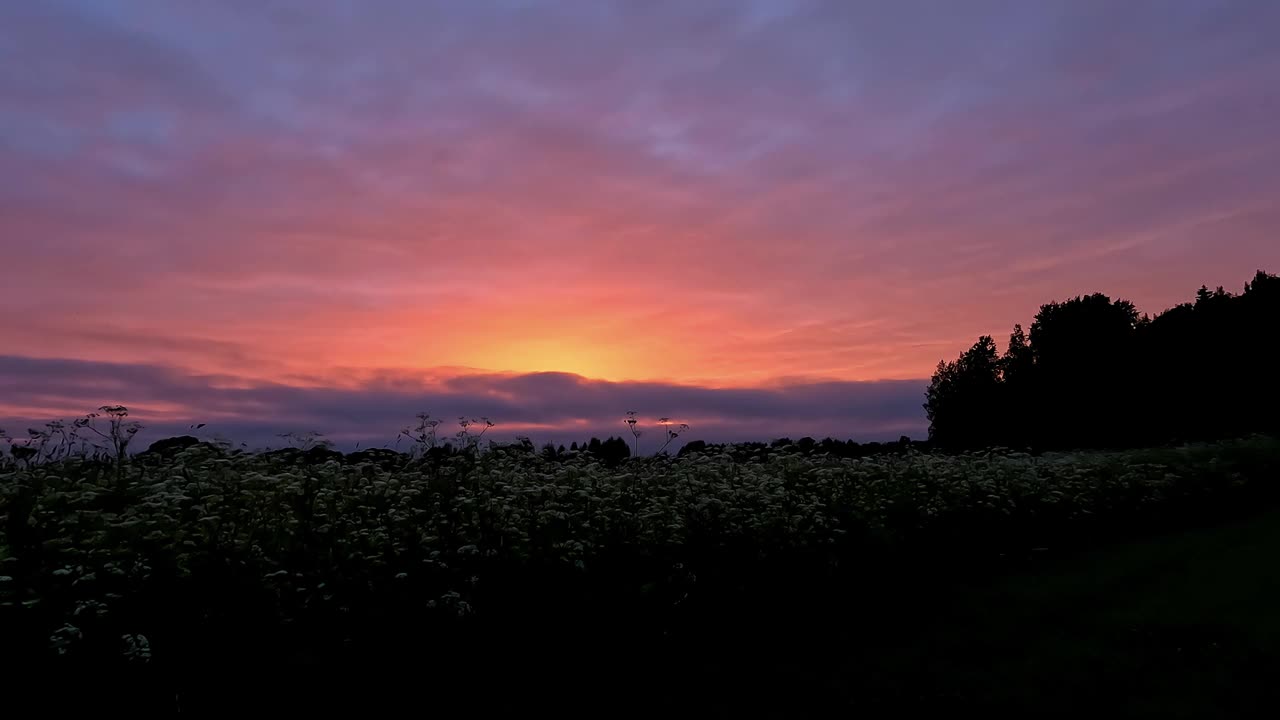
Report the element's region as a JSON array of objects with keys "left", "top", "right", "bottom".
[{"left": 925, "top": 270, "right": 1280, "bottom": 451}]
